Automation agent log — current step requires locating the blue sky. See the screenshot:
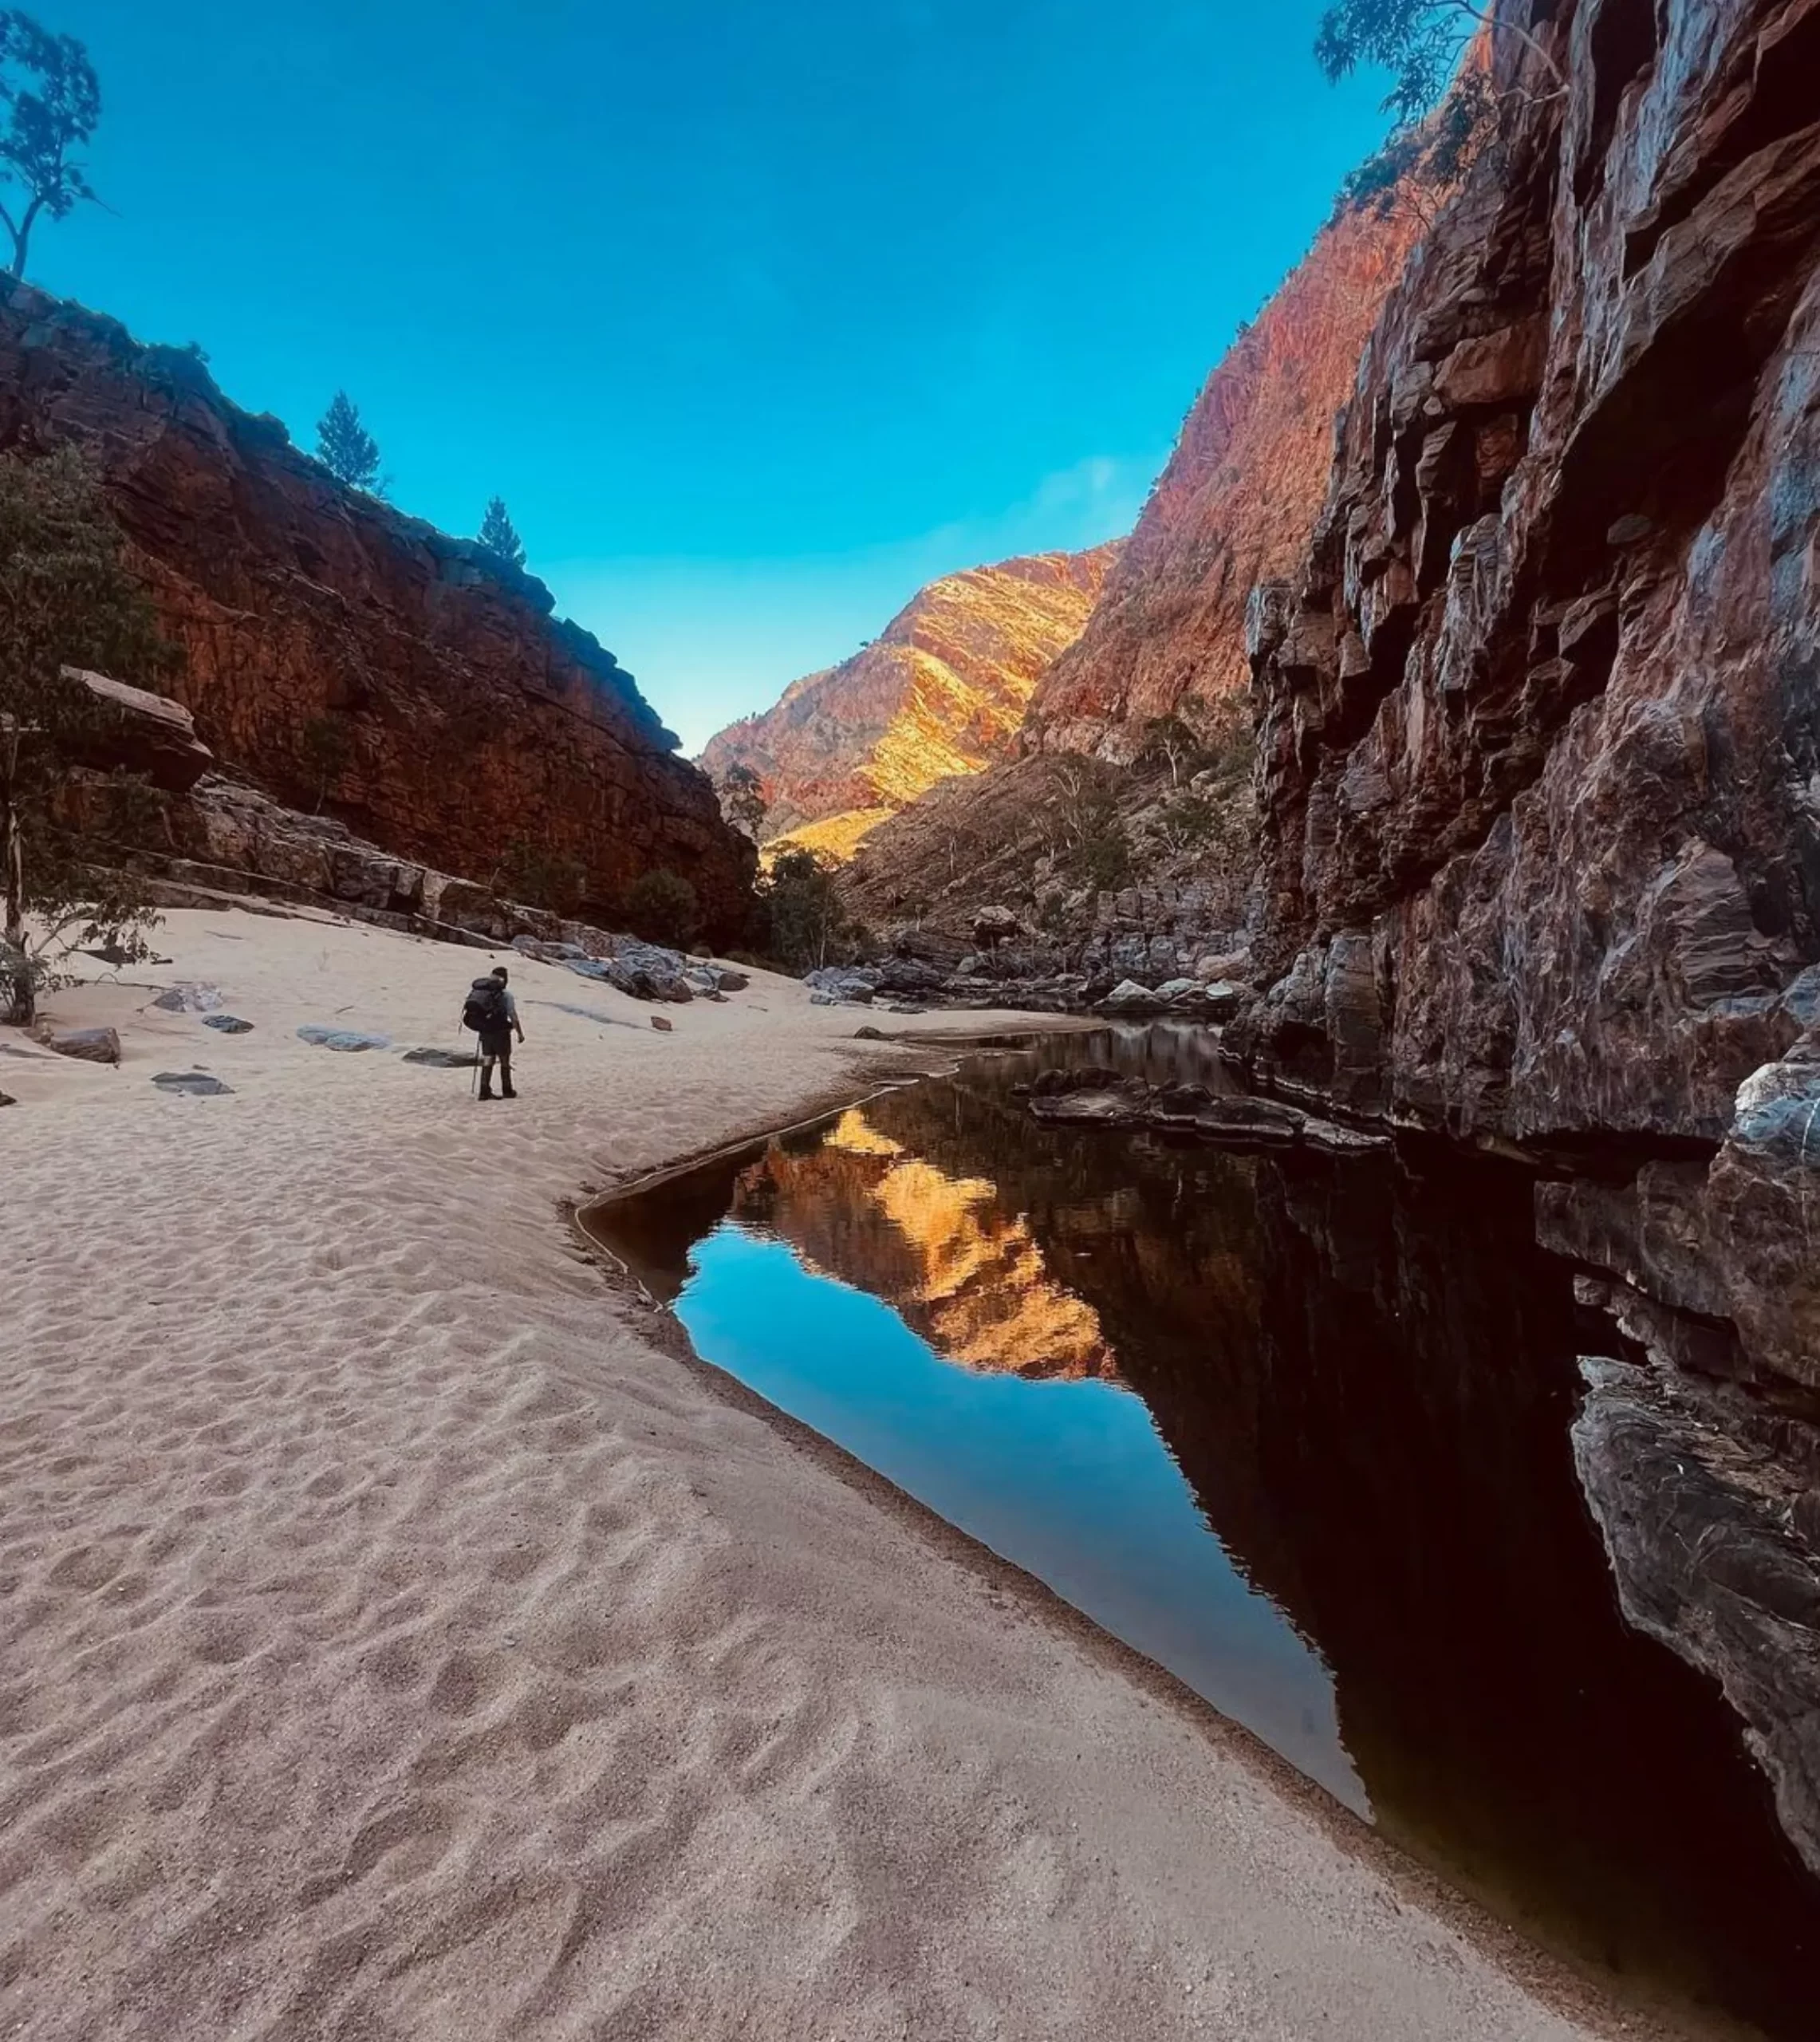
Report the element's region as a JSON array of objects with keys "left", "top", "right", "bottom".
[{"left": 35, "top": 2, "right": 1391, "bottom": 752}]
